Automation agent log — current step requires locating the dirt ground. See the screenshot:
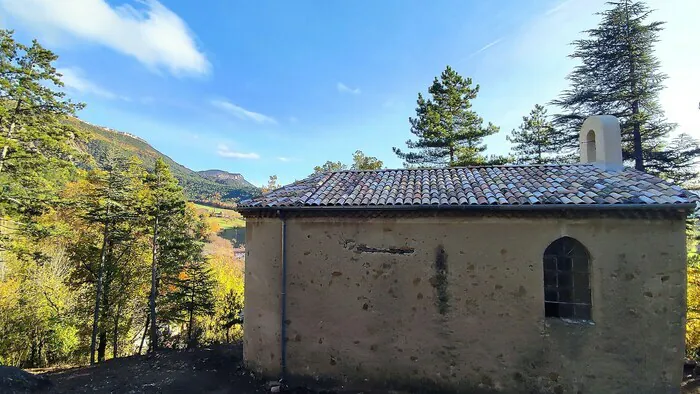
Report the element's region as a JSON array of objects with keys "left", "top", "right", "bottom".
[
  {"left": 683, "top": 379, "right": 700, "bottom": 394},
  {"left": 32, "top": 345, "right": 402, "bottom": 394},
  {"left": 39, "top": 345, "right": 263, "bottom": 394},
  {"left": 13, "top": 346, "right": 700, "bottom": 394}
]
